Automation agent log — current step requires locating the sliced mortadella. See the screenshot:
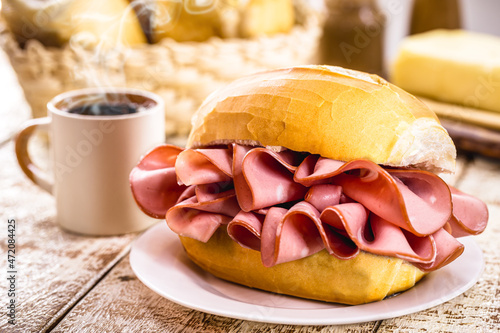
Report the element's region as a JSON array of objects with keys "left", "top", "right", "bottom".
[
  {"left": 195, "top": 184, "right": 235, "bottom": 203},
  {"left": 166, "top": 188, "right": 240, "bottom": 242},
  {"left": 175, "top": 147, "right": 233, "bottom": 185},
  {"left": 305, "top": 184, "right": 342, "bottom": 212},
  {"left": 388, "top": 169, "right": 453, "bottom": 235},
  {"left": 177, "top": 185, "right": 196, "bottom": 204},
  {"left": 131, "top": 143, "right": 488, "bottom": 273},
  {"left": 447, "top": 186, "right": 489, "bottom": 237},
  {"left": 320, "top": 205, "right": 436, "bottom": 264},
  {"left": 232, "top": 144, "right": 253, "bottom": 209},
  {"left": 227, "top": 210, "right": 265, "bottom": 251},
  {"left": 260, "top": 207, "right": 287, "bottom": 267},
  {"left": 261, "top": 201, "right": 358, "bottom": 267},
  {"left": 233, "top": 145, "right": 308, "bottom": 212},
  {"left": 294, "top": 155, "right": 344, "bottom": 187},
  {"left": 129, "top": 144, "right": 187, "bottom": 218},
  {"left": 414, "top": 228, "right": 464, "bottom": 272},
  {"left": 261, "top": 205, "right": 324, "bottom": 267},
  {"left": 295, "top": 157, "right": 453, "bottom": 236}
]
